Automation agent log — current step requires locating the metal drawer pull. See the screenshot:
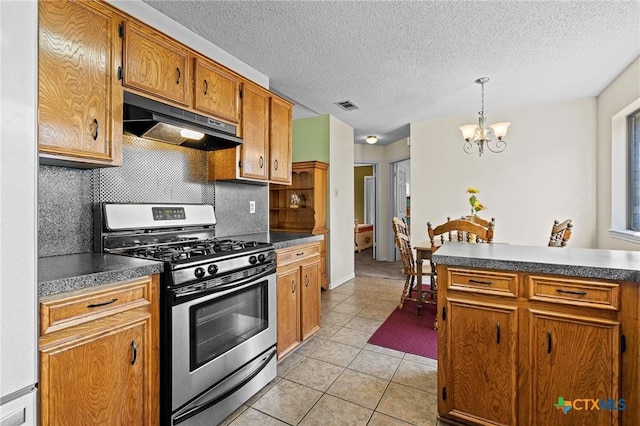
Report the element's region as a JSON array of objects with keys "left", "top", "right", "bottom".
[
  {"left": 555, "top": 288, "right": 587, "bottom": 296},
  {"left": 547, "top": 331, "right": 552, "bottom": 354},
  {"left": 176, "top": 67, "right": 181, "bottom": 84},
  {"left": 469, "top": 279, "right": 493, "bottom": 286},
  {"left": 131, "top": 341, "right": 137, "bottom": 365},
  {"left": 296, "top": 252, "right": 304, "bottom": 256},
  {"left": 92, "top": 118, "right": 99, "bottom": 140},
  {"left": 496, "top": 322, "right": 500, "bottom": 344},
  {"left": 86, "top": 298, "right": 117, "bottom": 308}
]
